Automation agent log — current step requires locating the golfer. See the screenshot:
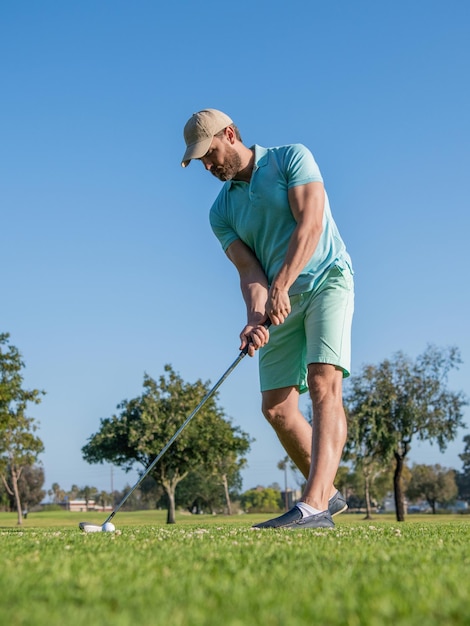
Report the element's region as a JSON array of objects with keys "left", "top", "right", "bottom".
[{"left": 181, "top": 109, "right": 354, "bottom": 529}]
